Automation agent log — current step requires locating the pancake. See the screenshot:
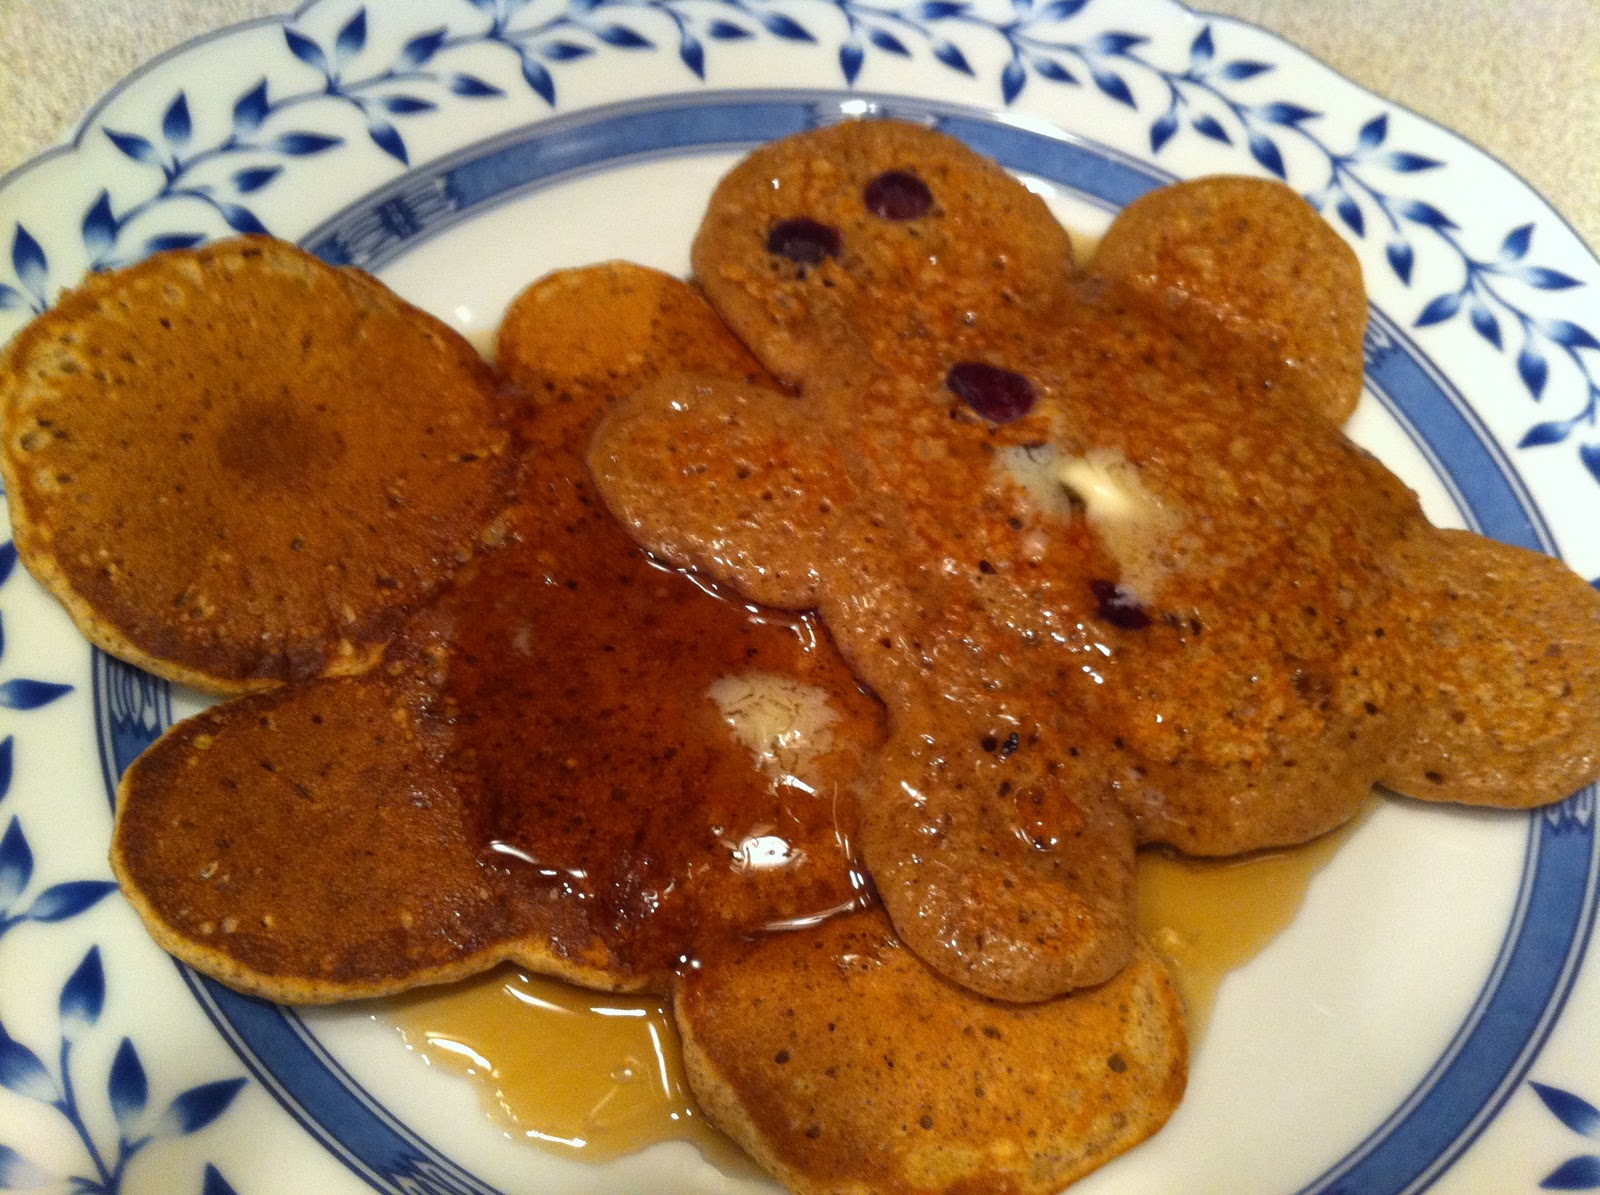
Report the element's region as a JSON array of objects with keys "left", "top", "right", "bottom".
[
  {"left": 588, "top": 118, "right": 1600, "bottom": 1001},
  {"left": 675, "top": 907, "right": 1186, "bottom": 1195},
  {"left": 1087, "top": 174, "right": 1367, "bottom": 425},
  {"left": 0, "top": 237, "right": 514, "bottom": 694},
  {"left": 112, "top": 263, "right": 885, "bottom": 1001}
]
